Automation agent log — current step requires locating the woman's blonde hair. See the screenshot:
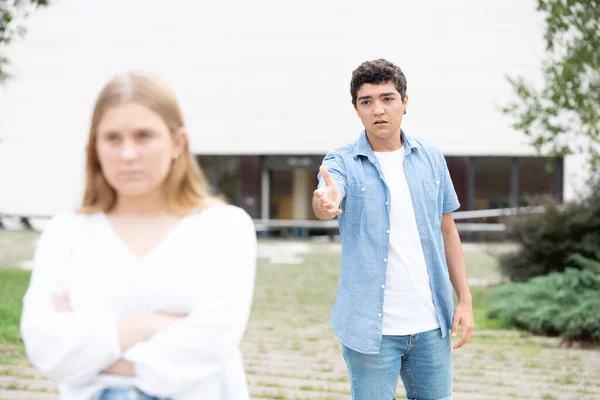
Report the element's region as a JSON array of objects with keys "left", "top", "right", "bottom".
[{"left": 79, "top": 71, "right": 222, "bottom": 215}]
